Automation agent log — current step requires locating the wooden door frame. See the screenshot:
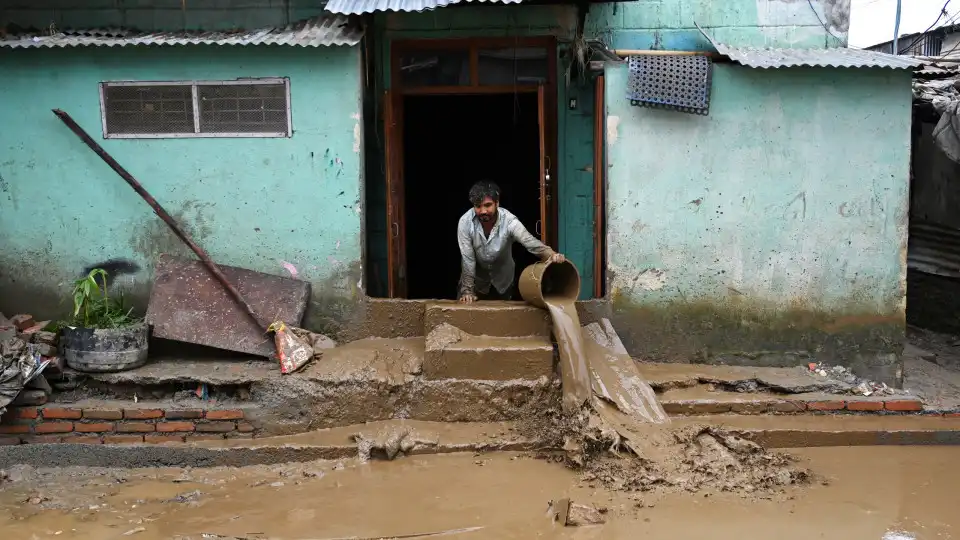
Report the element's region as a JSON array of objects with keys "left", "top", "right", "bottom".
[
  {"left": 593, "top": 73, "right": 606, "bottom": 298},
  {"left": 384, "top": 36, "right": 560, "bottom": 298}
]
